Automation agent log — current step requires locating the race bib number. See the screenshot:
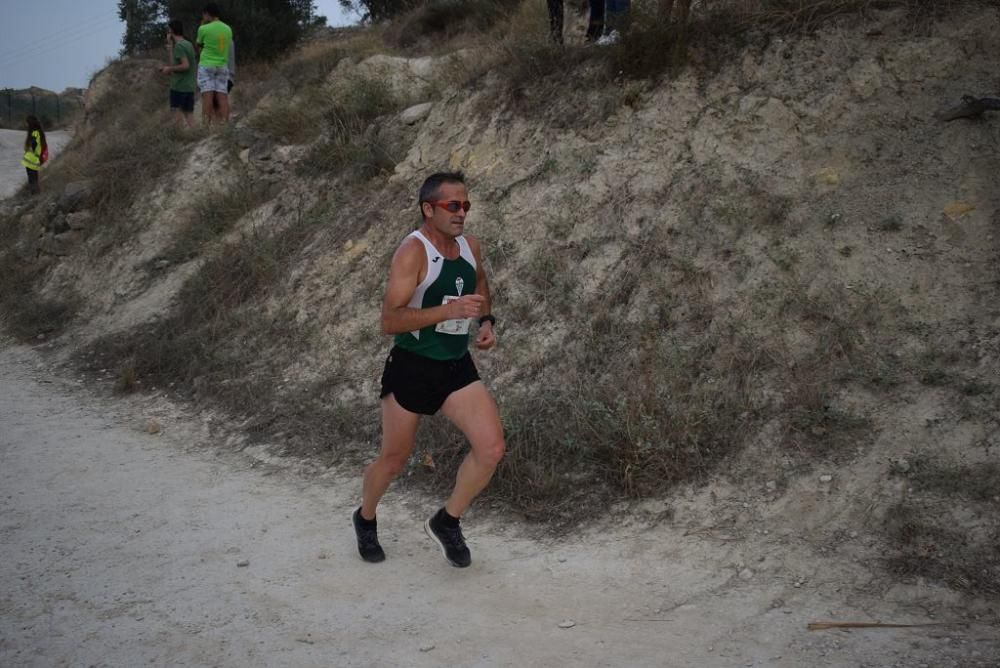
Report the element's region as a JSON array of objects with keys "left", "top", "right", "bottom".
[{"left": 435, "top": 295, "right": 471, "bottom": 335}]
